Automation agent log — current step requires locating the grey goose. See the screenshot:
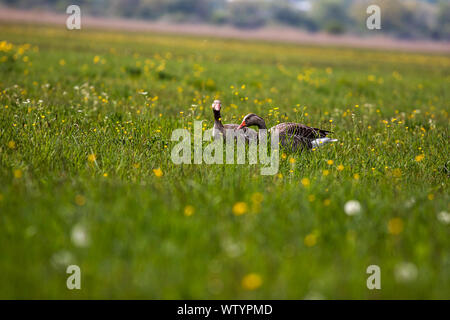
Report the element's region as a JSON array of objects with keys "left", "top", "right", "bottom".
[
  {"left": 212, "top": 100, "right": 258, "bottom": 142},
  {"left": 237, "top": 113, "right": 337, "bottom": 151}
]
